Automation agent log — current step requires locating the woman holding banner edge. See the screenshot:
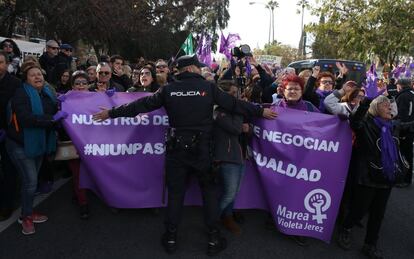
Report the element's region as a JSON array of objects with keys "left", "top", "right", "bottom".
[
  {"left": 270, "top": 74, "right": 320, "bottom": 246},
  {"left": 6, "top": 63, "right": 67, "bottom": 235}
]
